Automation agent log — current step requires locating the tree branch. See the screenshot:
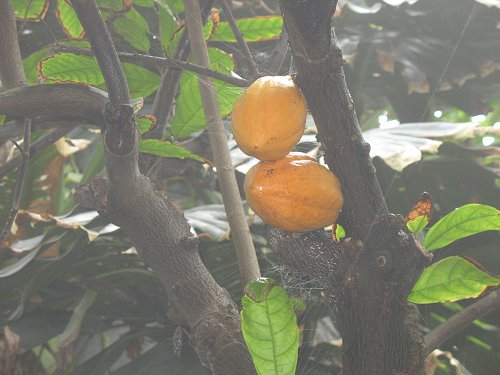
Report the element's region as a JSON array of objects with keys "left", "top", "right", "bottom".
[
  {"left": 218, "top": 0, "right": 260, "bottom": 79},
  {"left": 52, "top": 45, "right": 249, "bottom": 89},
  {"left": 424, "top": 290, "right": 500, "bottom": 356},
  {"left": 0, "top": 0, "right": 30, "bottom": 242},
  {"left": 0, "top": 84, "right": 108, "bottom": 124},
  {"left": 149, "top": 0, "right": 215, "bottom": 141},
  {"left": 71, "top": 0, "right": 255, "bottom": 373},
  {"left": 184, "top": 0, "right": 260, "bottom": 286},
  {"left": 278, "top": 1, "right": 431, "bottom": 374},
  {"left": 0, "top": 118, "right": 31, "bottom": 242},
  {"left": 0, "top": 127, "right": 73, "bottom": 179},
  {"left": 0, "top": 0, "right": 26, "bottom": 88}
]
